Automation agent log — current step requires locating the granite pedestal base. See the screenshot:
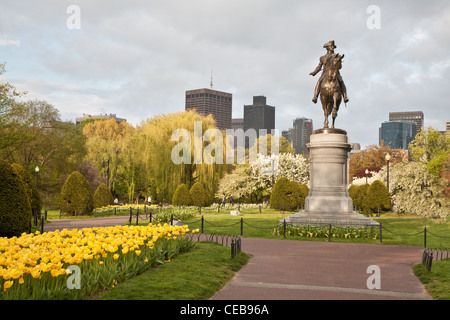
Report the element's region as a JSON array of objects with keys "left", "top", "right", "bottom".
[{"left": 283, "top": 128, "right": 379, "bottom": 227}]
